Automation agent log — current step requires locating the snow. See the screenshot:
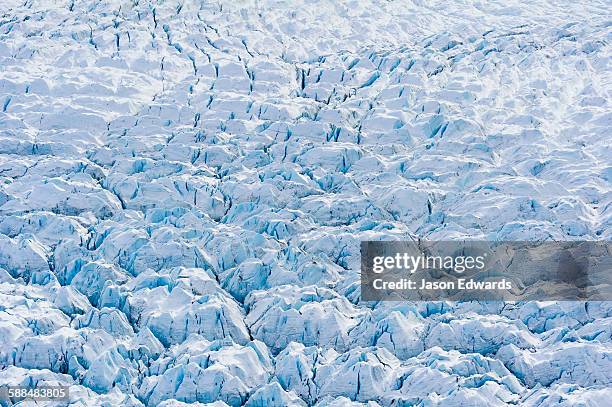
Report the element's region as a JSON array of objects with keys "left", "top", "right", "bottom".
[{"left": 0, "top": 0, "right": 610, "bottom": 405}]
